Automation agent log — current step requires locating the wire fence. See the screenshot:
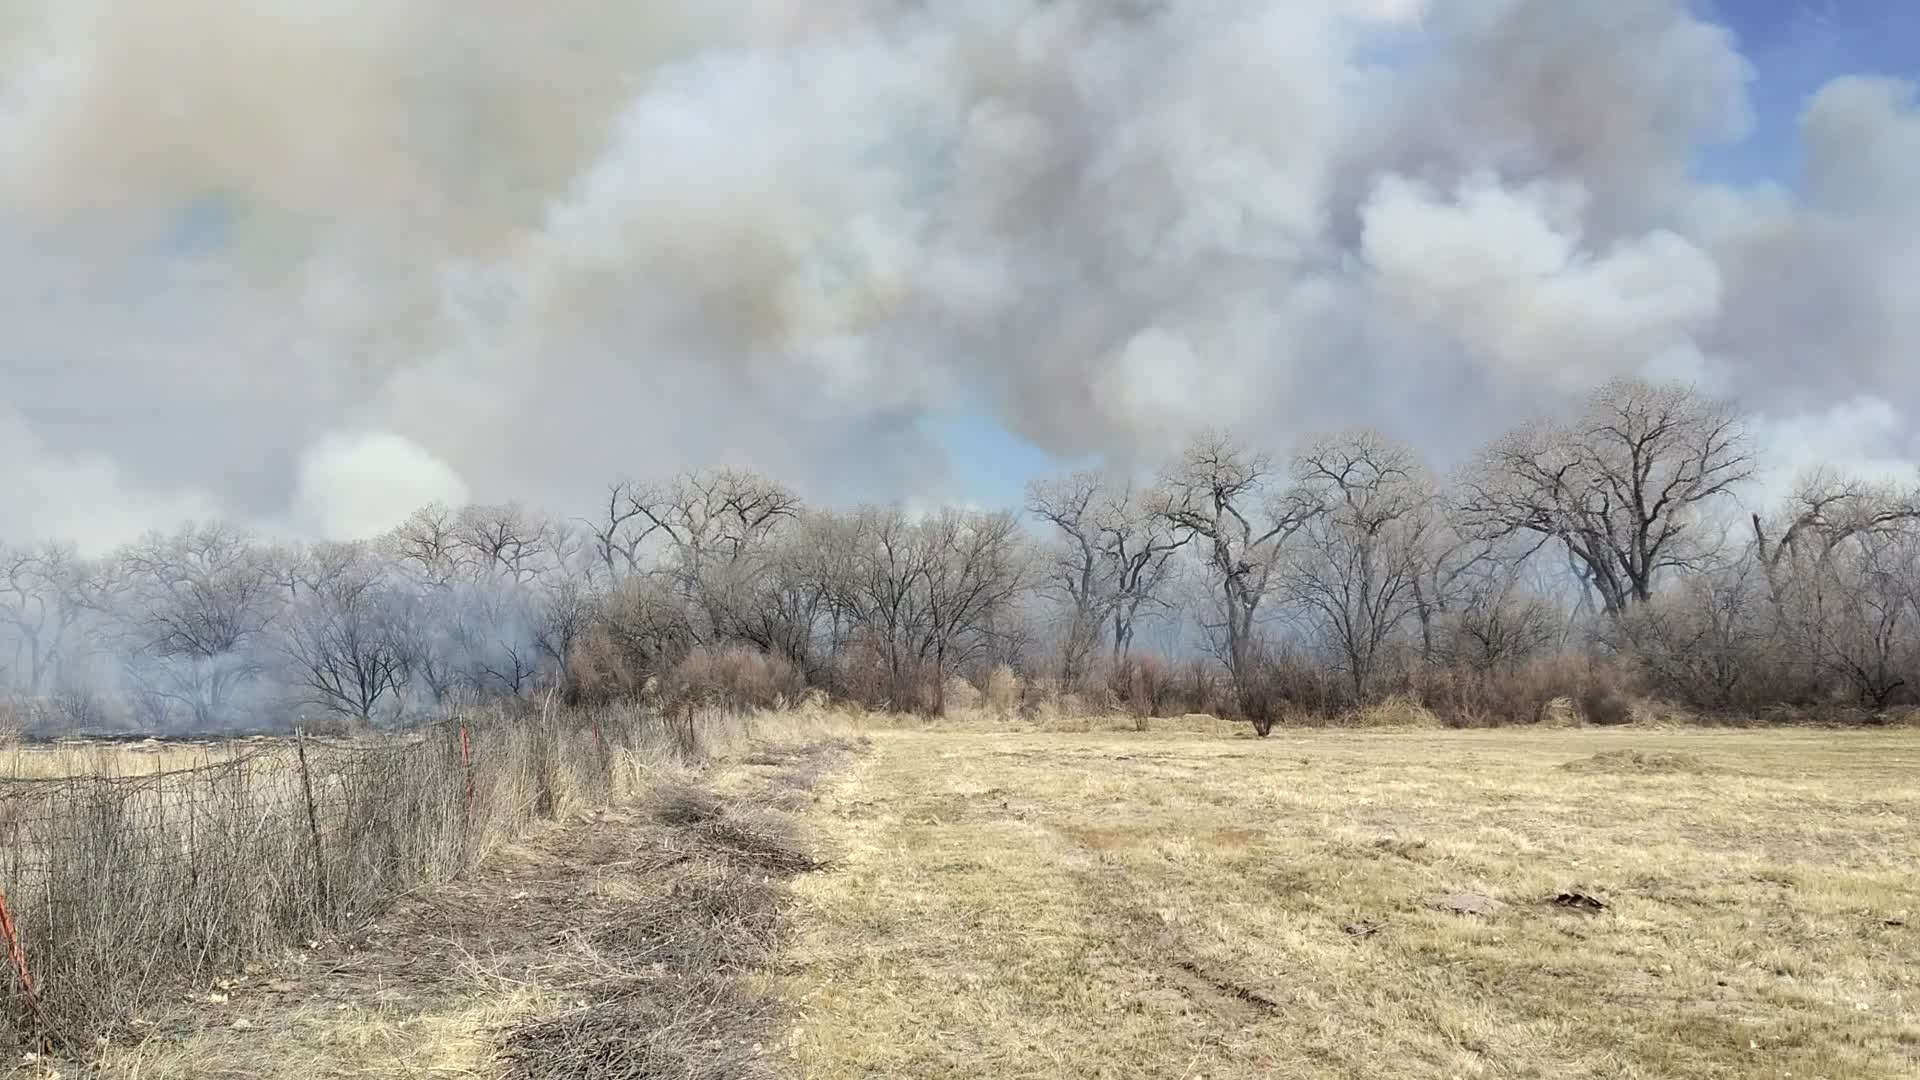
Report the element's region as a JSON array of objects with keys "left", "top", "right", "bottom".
[{"left": 0, "top": 701, "right": 664, "bottom": 1049}]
